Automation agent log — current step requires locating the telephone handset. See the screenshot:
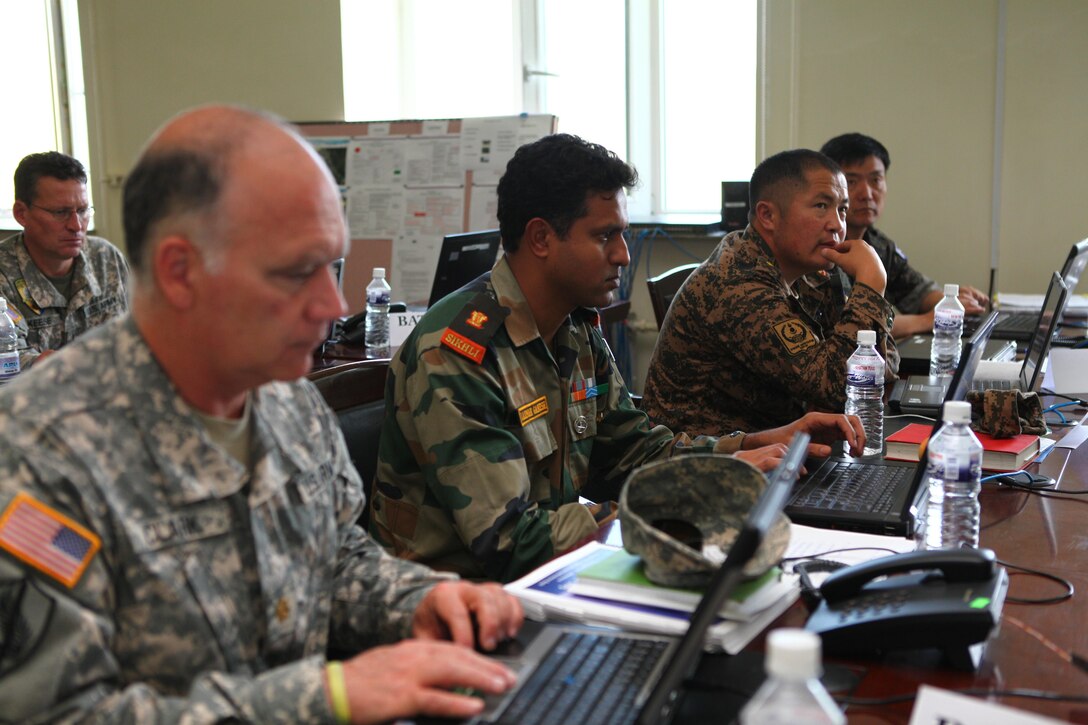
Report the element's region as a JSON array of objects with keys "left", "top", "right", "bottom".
[{"left": 805, "top": 547, "right": 1008, "bottom": 669}]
